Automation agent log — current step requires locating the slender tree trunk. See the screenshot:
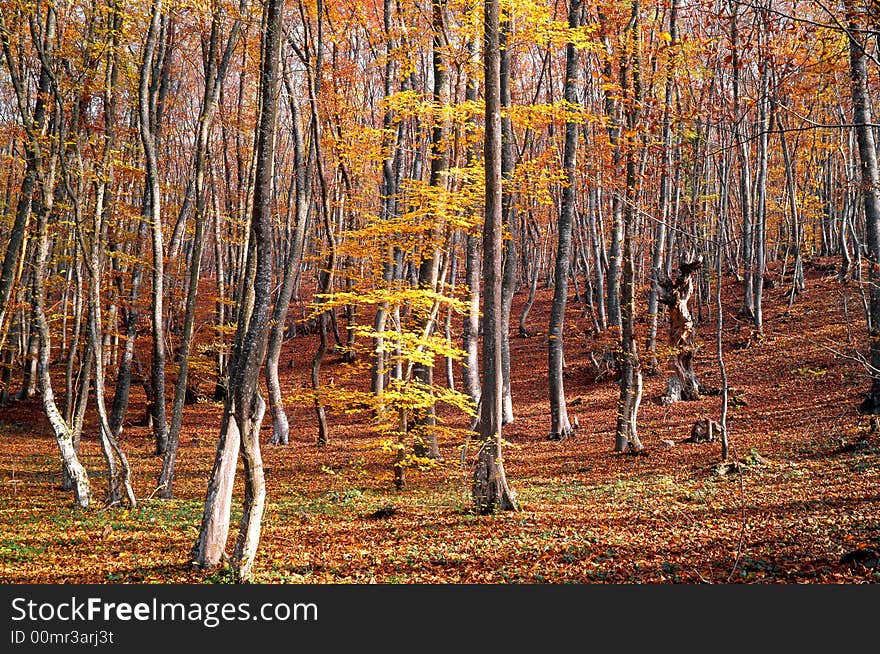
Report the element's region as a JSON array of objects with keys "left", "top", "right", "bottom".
[
  {"left": 0, "top": 4, "right": 53, "bottom": 343},
  {"left": 461, "top": 39, "right": 481, "bottom": 408},
  {"left": 730, "top": 0, "right": 754, "bottom": 319},
  {"left": 614, "top": 1, "right": 643, "bottom": 454},
  {"left": 161, "top": 4, "right": 242, "bottom": 495},
  {"left": 32, "top": 143, "right": 90, "bottom": 507},
  {"left": 371, "top": 0, "right": 401, "bottom": 413},
  {"left": 752, "top": 52, "right": 770, "bottom": 334},
  {"left": 847, "top": 9, "right": 880, "bottom": 415},
  {"left": 267, "top": 66, "right": 310, "bottom": 446},
  {"left": 548, "top": 0, "right": 581, "bottom": 442},
  {"left": 646, "top": 0, "right": 678, "bottom": 370},
  {"left": 139, "top": 0, "right": 169, "bottom": 455},
  {"left": 499, "top": 15, "right": 516, "bottom": 426}
]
